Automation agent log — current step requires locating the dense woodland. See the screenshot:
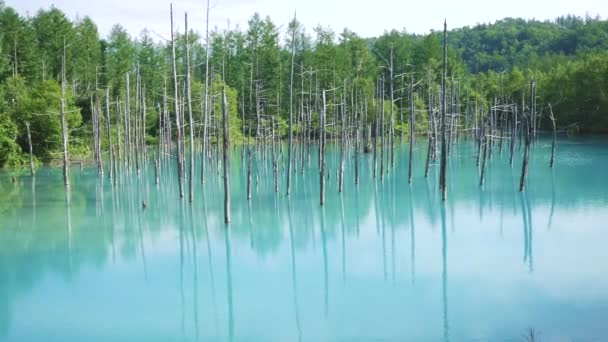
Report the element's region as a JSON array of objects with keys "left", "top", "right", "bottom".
[{"left": 0, "top": 1, "right": 607, "bottom": 168}]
